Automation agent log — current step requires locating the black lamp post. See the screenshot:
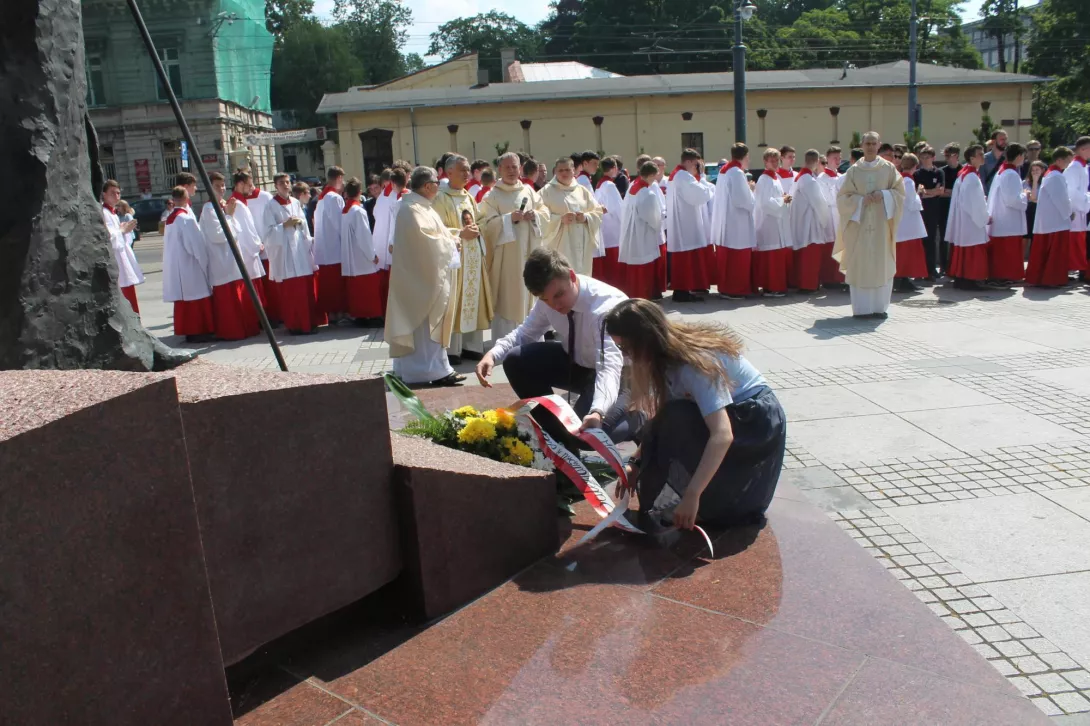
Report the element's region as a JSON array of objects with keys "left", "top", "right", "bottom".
[{"left": 733, "top": 0, "right": 758, "bottom": 143}]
